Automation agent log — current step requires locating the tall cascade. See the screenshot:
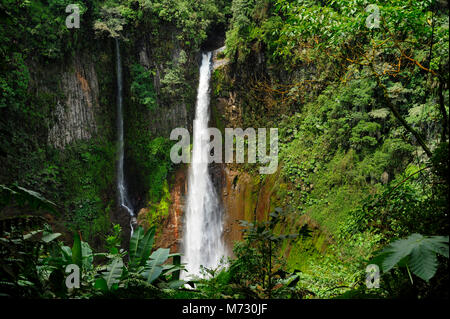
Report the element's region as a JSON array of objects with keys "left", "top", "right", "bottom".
[
  {"left": 182, "top": 52, "right": 225, "bottom": 278},
  {"left": 115, "top": 39, "right": 136, "bottom": 233}
]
